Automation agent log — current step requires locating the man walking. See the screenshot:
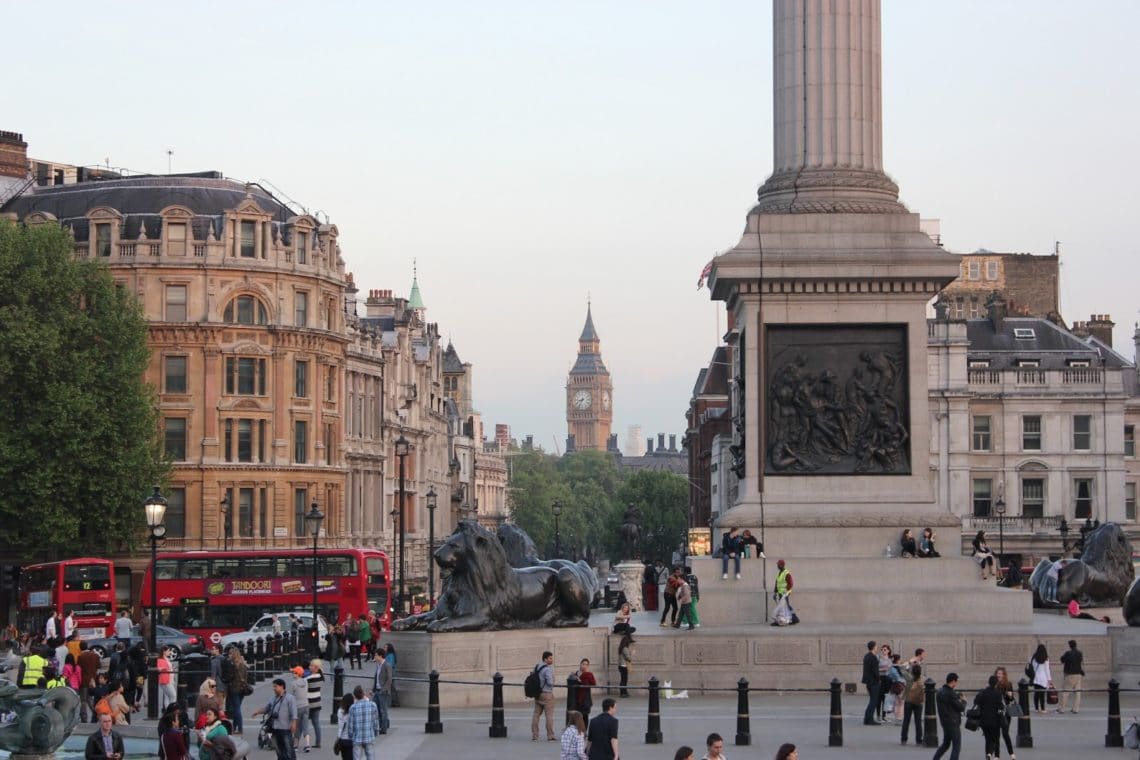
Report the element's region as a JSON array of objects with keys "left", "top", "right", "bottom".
[
  {"left": 702, "top": 731, "right": 726, "bottom": 760},
  {"left": 1058, "top": 639, "right": 1084, "bottom": 713},
  {"left": 861, "top": 641, "right": 880, "bottom": 725},
  {"left": 674, "top": 576, "right": 694, "bottom": 630},
  {"left": 252, "top": 678, "right": 298, "bottom": 760},
  {"left": 576, "top": 658, "right": 596, "bottom": 721},
  {"left": 78, "top": 642, "right": 101, "bottom": 723},
  {"left": 84, "top": 714, "right": 125, "bottom": 760},
  {"left": 531, "top": 651, "right": 556, "bottom": 741},
  {"left": 932, "top": 672, "right": 966, "bottom": 760},
  {"left": 347, "top": 685, "right": 380, "bottom": 760},
  {"left": 371, "top": 648, "right": 393, "bottom": 734},
  {"left": 586, "top": 698, "right": 619, "bottom": 760}
]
